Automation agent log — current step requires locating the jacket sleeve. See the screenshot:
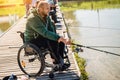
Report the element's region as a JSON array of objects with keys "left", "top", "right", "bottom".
[
  {"left": 47, "top": 17, "right": 56, "bottom": 33},
  {"left": 28, "top": 17, "right": 60, "bottom": 41}
]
